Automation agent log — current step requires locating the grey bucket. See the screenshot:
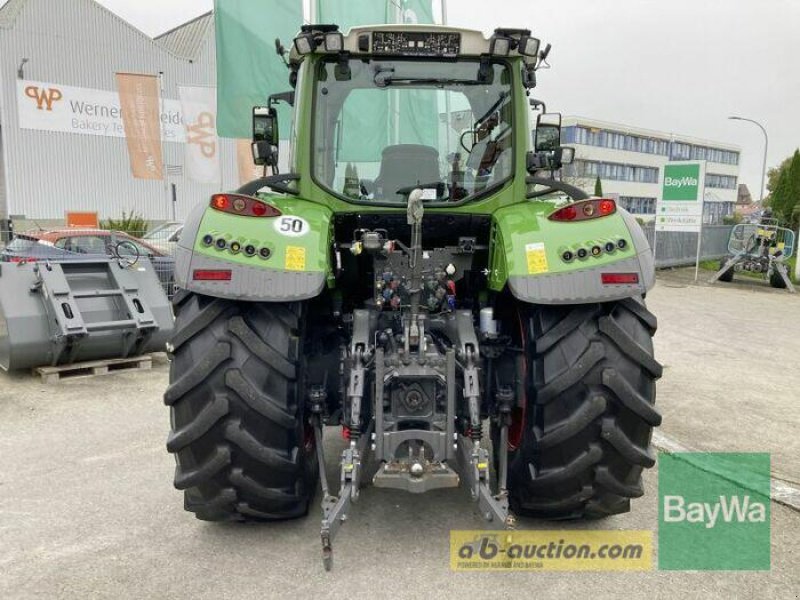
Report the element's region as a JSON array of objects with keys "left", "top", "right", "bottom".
[{"left": 0, "top": 258, "right": 174, "bottom": 371}]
